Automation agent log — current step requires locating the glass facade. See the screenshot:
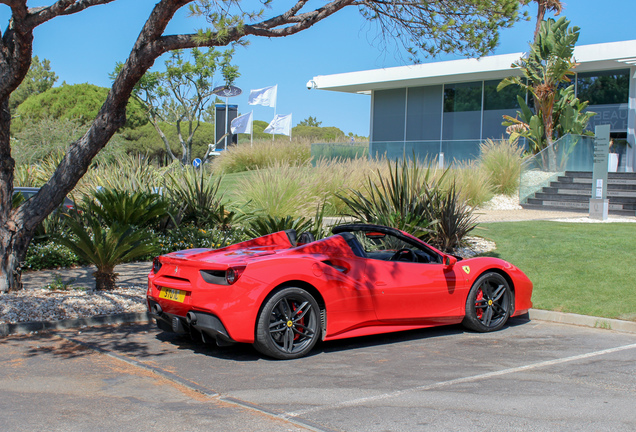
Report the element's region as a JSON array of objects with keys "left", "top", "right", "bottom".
[{"left": 370, "top": 68, "right": 632, "bottom": 166}]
